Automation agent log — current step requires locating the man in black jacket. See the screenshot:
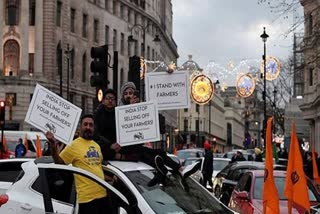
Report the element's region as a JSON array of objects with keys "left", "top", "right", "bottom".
[
  {"left": 94, "top": 89, "right": 121, "bottom": 160},
  {"left": 202, "top": 141, "right": 213, "bottom": 187}
]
